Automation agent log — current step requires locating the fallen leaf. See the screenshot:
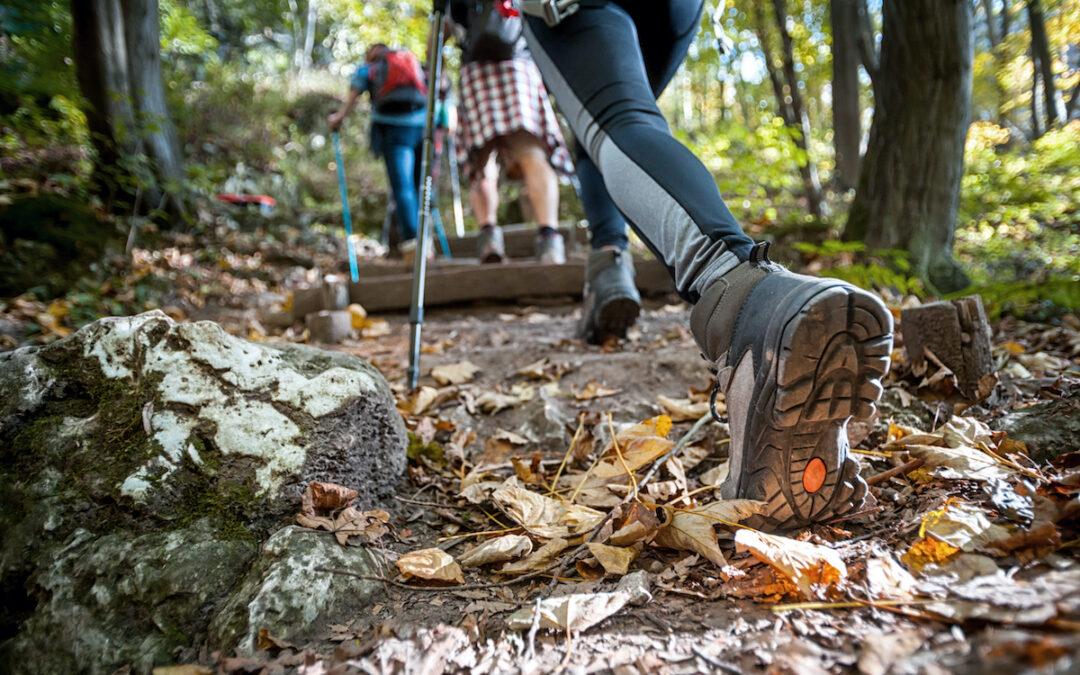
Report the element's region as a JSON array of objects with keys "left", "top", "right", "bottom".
[
  {"left": 515, "top": 357, "right": 567, "bottom": 381},
  {"left": 987, "top": 522, "right": 1061, "bottom": 557},
  {"left": 458, "top": 535, "right": 533, "bottom": 568},
  {"left": 152, "top": 666, "right": 213, "bottom": 675},
  {"left": 657, "top": 394, "right": 710, "bottom": 421},
  {"left": 333, "top": 507, "right": 391, "bottom": 546},
  {"left": 864, "top": 555, "right": 919, "bottom": 600},
  {"left": 493, "top": 478, "right": 604, "bottom": 539},
  {"left": 586, "top": 542, "right": 637, "bottom": 575},
  {"left": 735, "top": 529, "right": 848, "bottom": 599},
  {"left": 301, "top": 481, "right": 358, "bottom": 517},
  {"left": 396, "top": 548, "right": 464, "bottom": 584},
  {"left": 256, "top": 628, "right": 296, "bottom": 652},
  {"left": 857, "top": 630, "right": 923, "bottom": 675},
  {"left": 511, "top": 454, "right": 546, "bottom": 486},
  {"left": 361, "top": 318, "right": 391, "bottom": 337},
  {"left": 609, "top": 503, "right": 663, "bottom": 546},
  {"left": 506, "top": 571, "right": 651, "bottom": 631},
  {"left": 347, "top": 303, "right": 368, "bottom": 329},
  {"left": 921, "top": 500, "right": 1010, "bottom": 552},
  {"left": 431, "top": 360, "right": 481, "bottom": 386},
  {"left": 400, "top": 386, "right": 438, "bottom": 416},
  {"left": 905, "top": 443, "right": 1017, "bottom": 482},
  {"left": 573, "top": 380, "right": 621, "bottom": 400},
  {"left": 499, "top": 537, "right": 569, "bottom": 574},
  {"left": 900, "top": 536, "right": 961, "bottom": 573},
  {"left": 444, "top": 428, "right": 476, "bottom": 465},
  {"left": 655, "top": 500, "right": 767, "bottom": 568}
]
